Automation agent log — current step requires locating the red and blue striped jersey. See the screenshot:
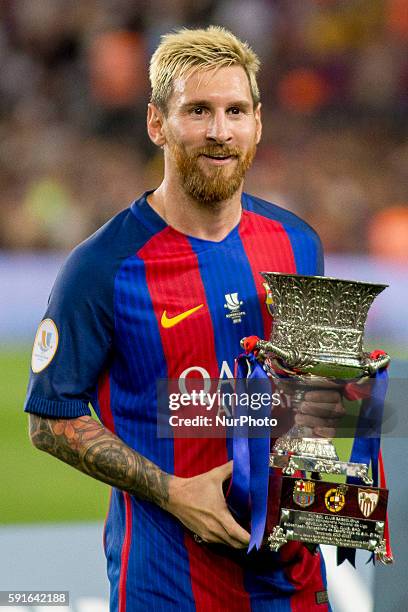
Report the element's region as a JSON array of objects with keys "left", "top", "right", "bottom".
[{"left": 25, "top": 192, "right": 331, "bottom": 611}]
